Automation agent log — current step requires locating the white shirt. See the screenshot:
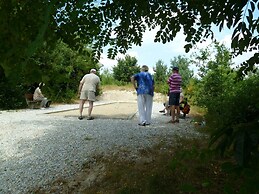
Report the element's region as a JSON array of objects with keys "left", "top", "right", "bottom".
[{"left": 80, "top": 73, "right": 100, "bottom": 92}]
